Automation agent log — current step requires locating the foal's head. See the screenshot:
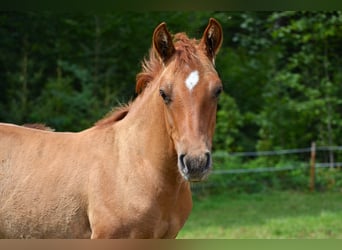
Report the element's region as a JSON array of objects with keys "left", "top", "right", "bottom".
[{"left": 138, "top": 18, "right": 223, "bottom": 182}]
